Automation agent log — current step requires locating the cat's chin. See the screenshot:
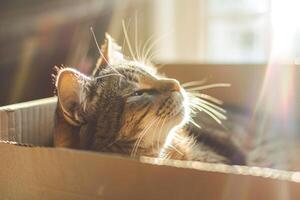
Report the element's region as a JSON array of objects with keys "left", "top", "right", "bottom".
[
  {"left": 170, "top": 107, "right": 187, "bottom": 127},
  {"left": 140, "top": 109, "right": 186, "bottom": 150}
]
